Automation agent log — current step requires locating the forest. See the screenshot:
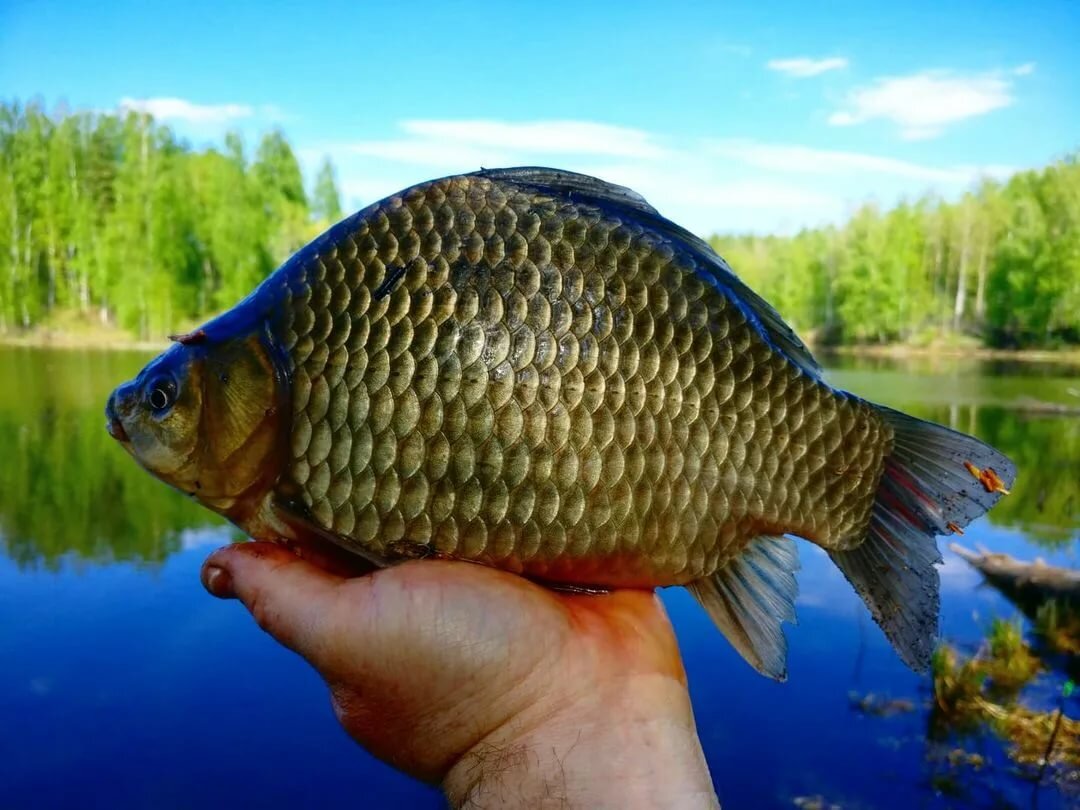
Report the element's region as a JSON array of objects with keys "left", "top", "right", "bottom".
[
  {"left": 1, "top": 99, "right": 1078, "bottom": 348},
  {"left": 709, "top": 157, "right": 1080, "bottom": 349},
  {"left": 0, "top": 99, "right": 342, "bottom": 340}
]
